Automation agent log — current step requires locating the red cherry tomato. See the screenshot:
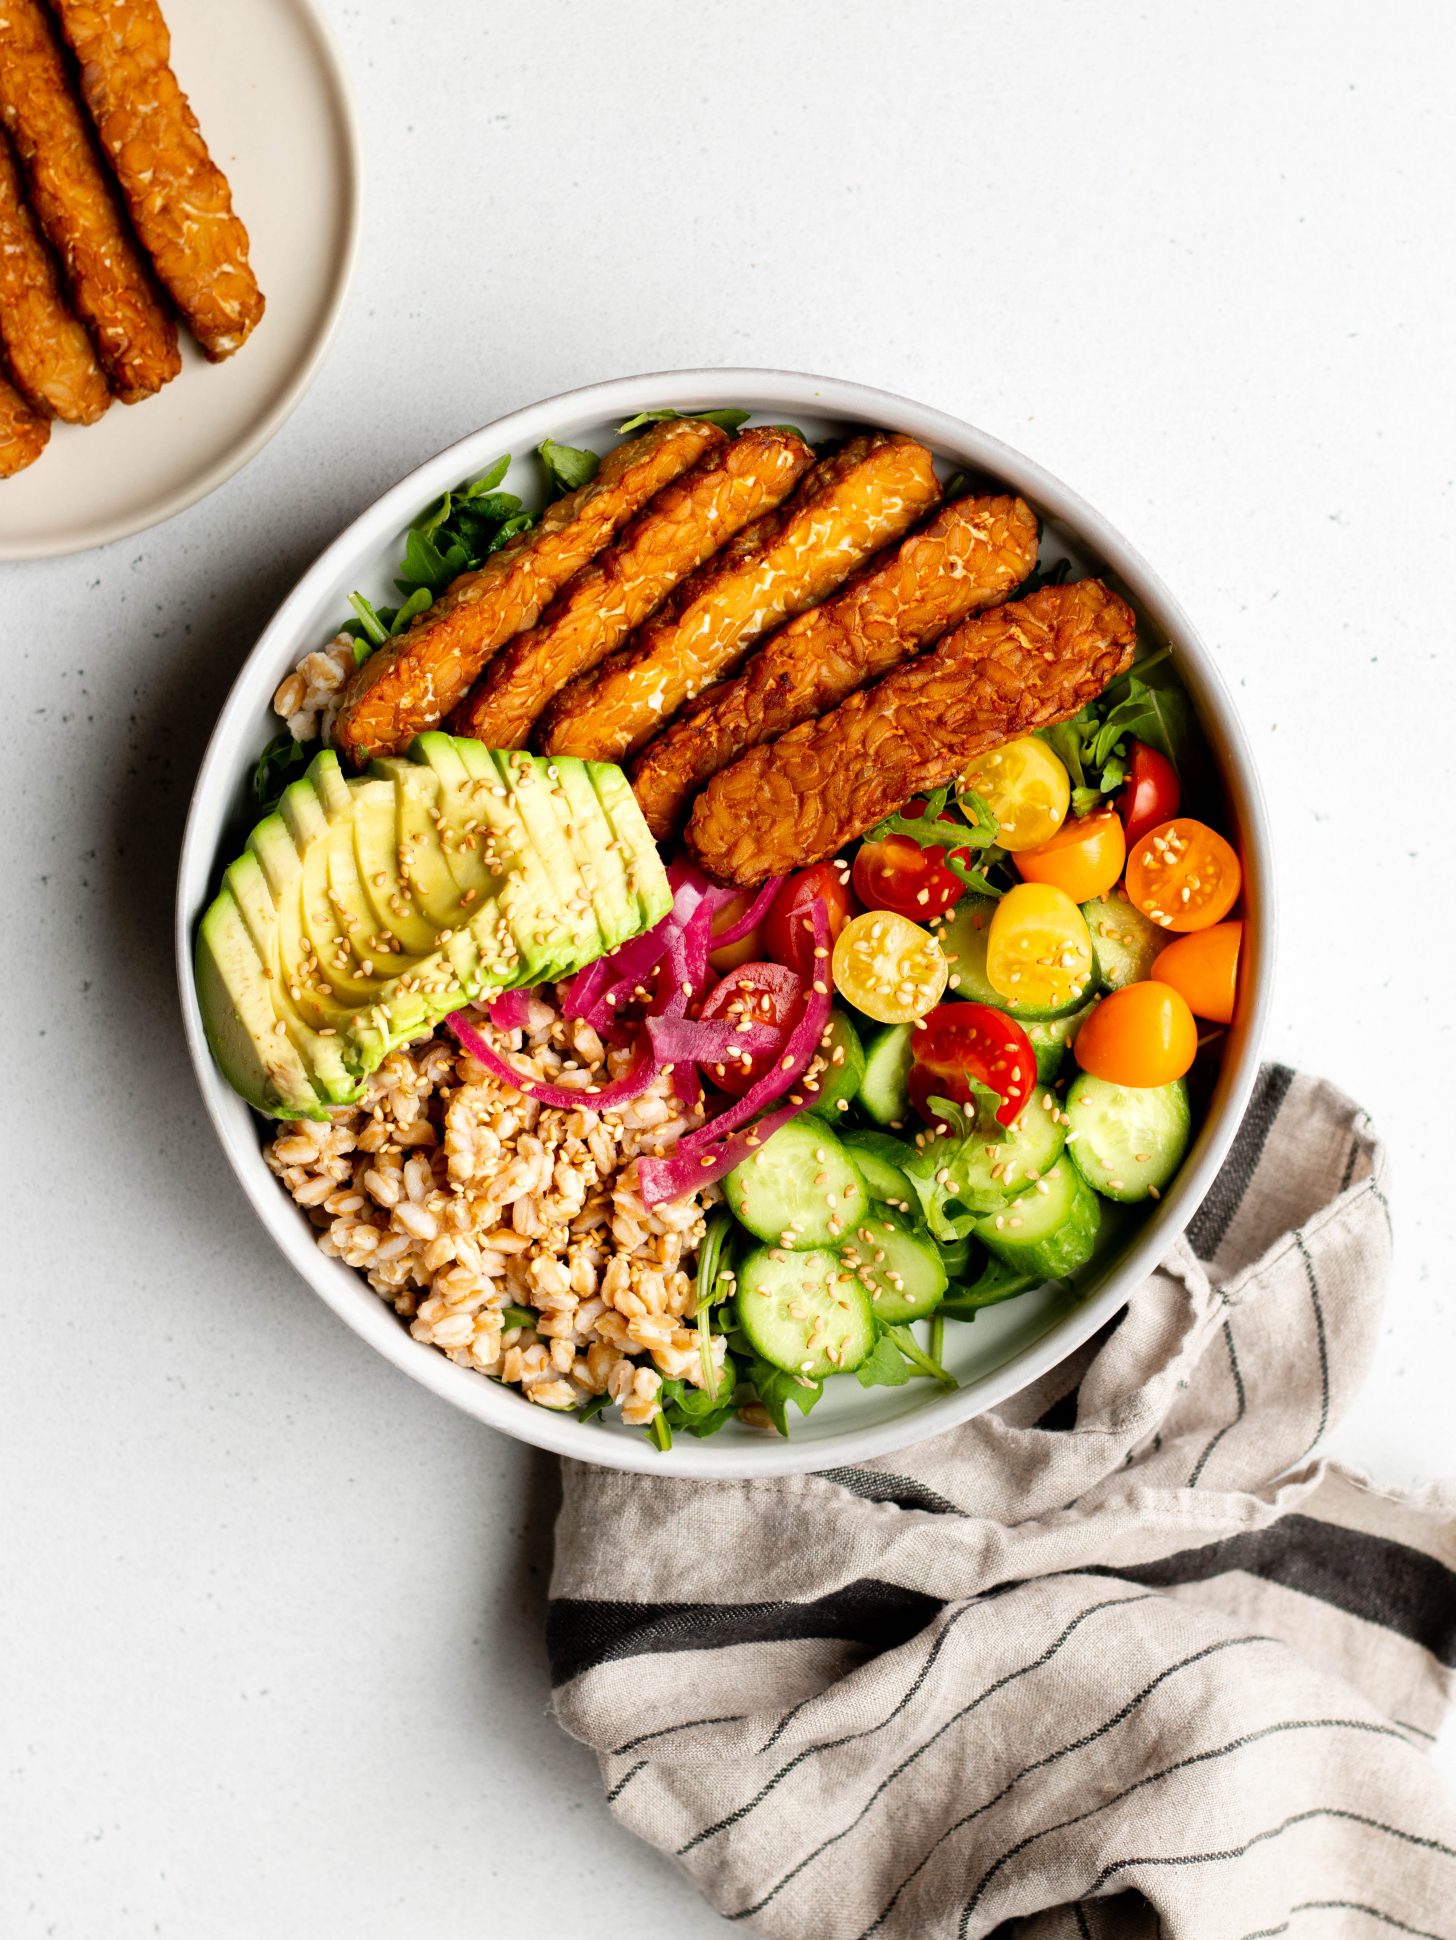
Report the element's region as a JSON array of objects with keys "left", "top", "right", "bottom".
[
  {"left": 852, "top": 799, "right": 970, "bottom": 921},
  {"left": 1117, "top": 740, "right": 1181, "bottom": 851},
  {"left": 698, "top": 961, "right": 802, "bottom": 1095},
  {"left": 908, "top": 1001, "right": 1036, "bottom": 1130},
  {"left": 762, "top": 862, "right": 857, "bottom": 977}
]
